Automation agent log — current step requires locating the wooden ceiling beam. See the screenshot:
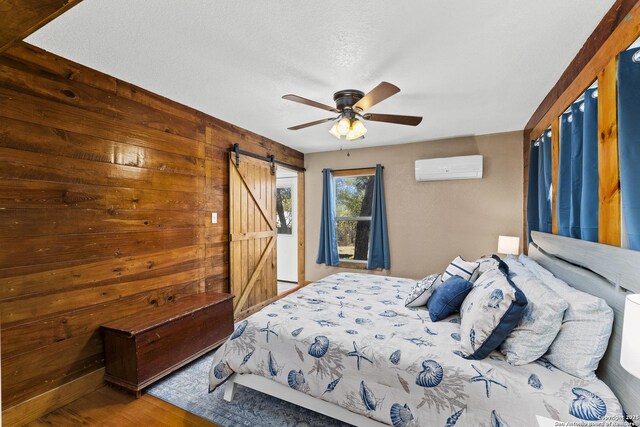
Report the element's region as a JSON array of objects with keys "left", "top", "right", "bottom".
[
  {"left": 0, "top": 0, "right": 82, "bottom": 53},
  {"left": 524, "top": 0, "right": 639, "bottom": 141}
]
